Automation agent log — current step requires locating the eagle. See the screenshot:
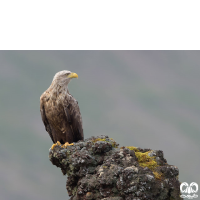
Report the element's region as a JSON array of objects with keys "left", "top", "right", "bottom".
[{"left": 40, "top": 70, "right": 84, "bottom": 149}]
